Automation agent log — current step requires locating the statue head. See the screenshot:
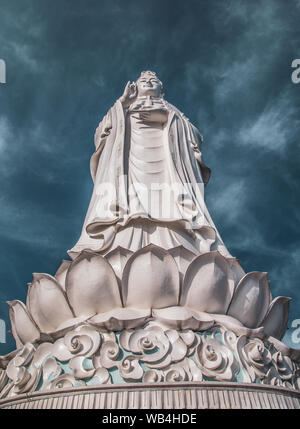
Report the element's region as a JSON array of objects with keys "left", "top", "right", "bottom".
[{"left": 135, "top": 71, "right": 164, "bottom": 98}]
